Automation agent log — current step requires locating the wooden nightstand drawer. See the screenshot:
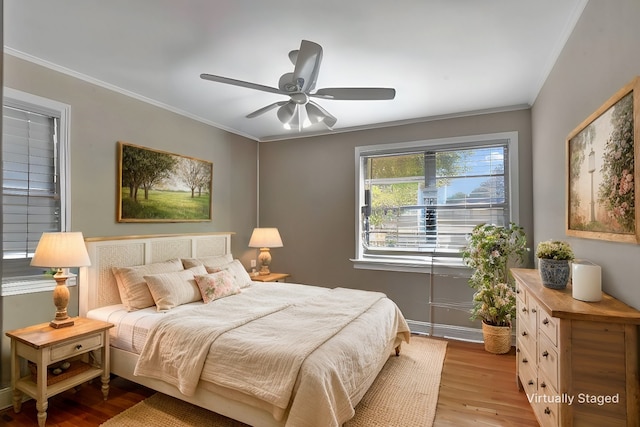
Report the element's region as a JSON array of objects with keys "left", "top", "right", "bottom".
[{"left": 50, "top": 333, "right": 103, "bottom": 362}]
